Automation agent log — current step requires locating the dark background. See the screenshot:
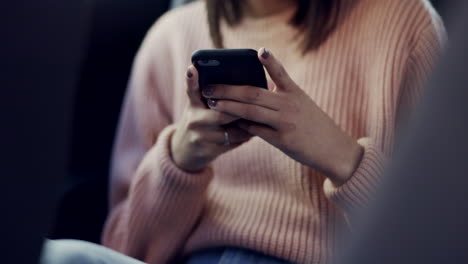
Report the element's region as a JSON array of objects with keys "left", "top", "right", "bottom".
[
  {"left": 47, "top": 0, "right": 448, "bottom": 245},
  {"left": 1, "top": 0, "right": 90, "bottom": 262},
  {"left": 48, "top": 0, "right": 171, "bottom": 243}
]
